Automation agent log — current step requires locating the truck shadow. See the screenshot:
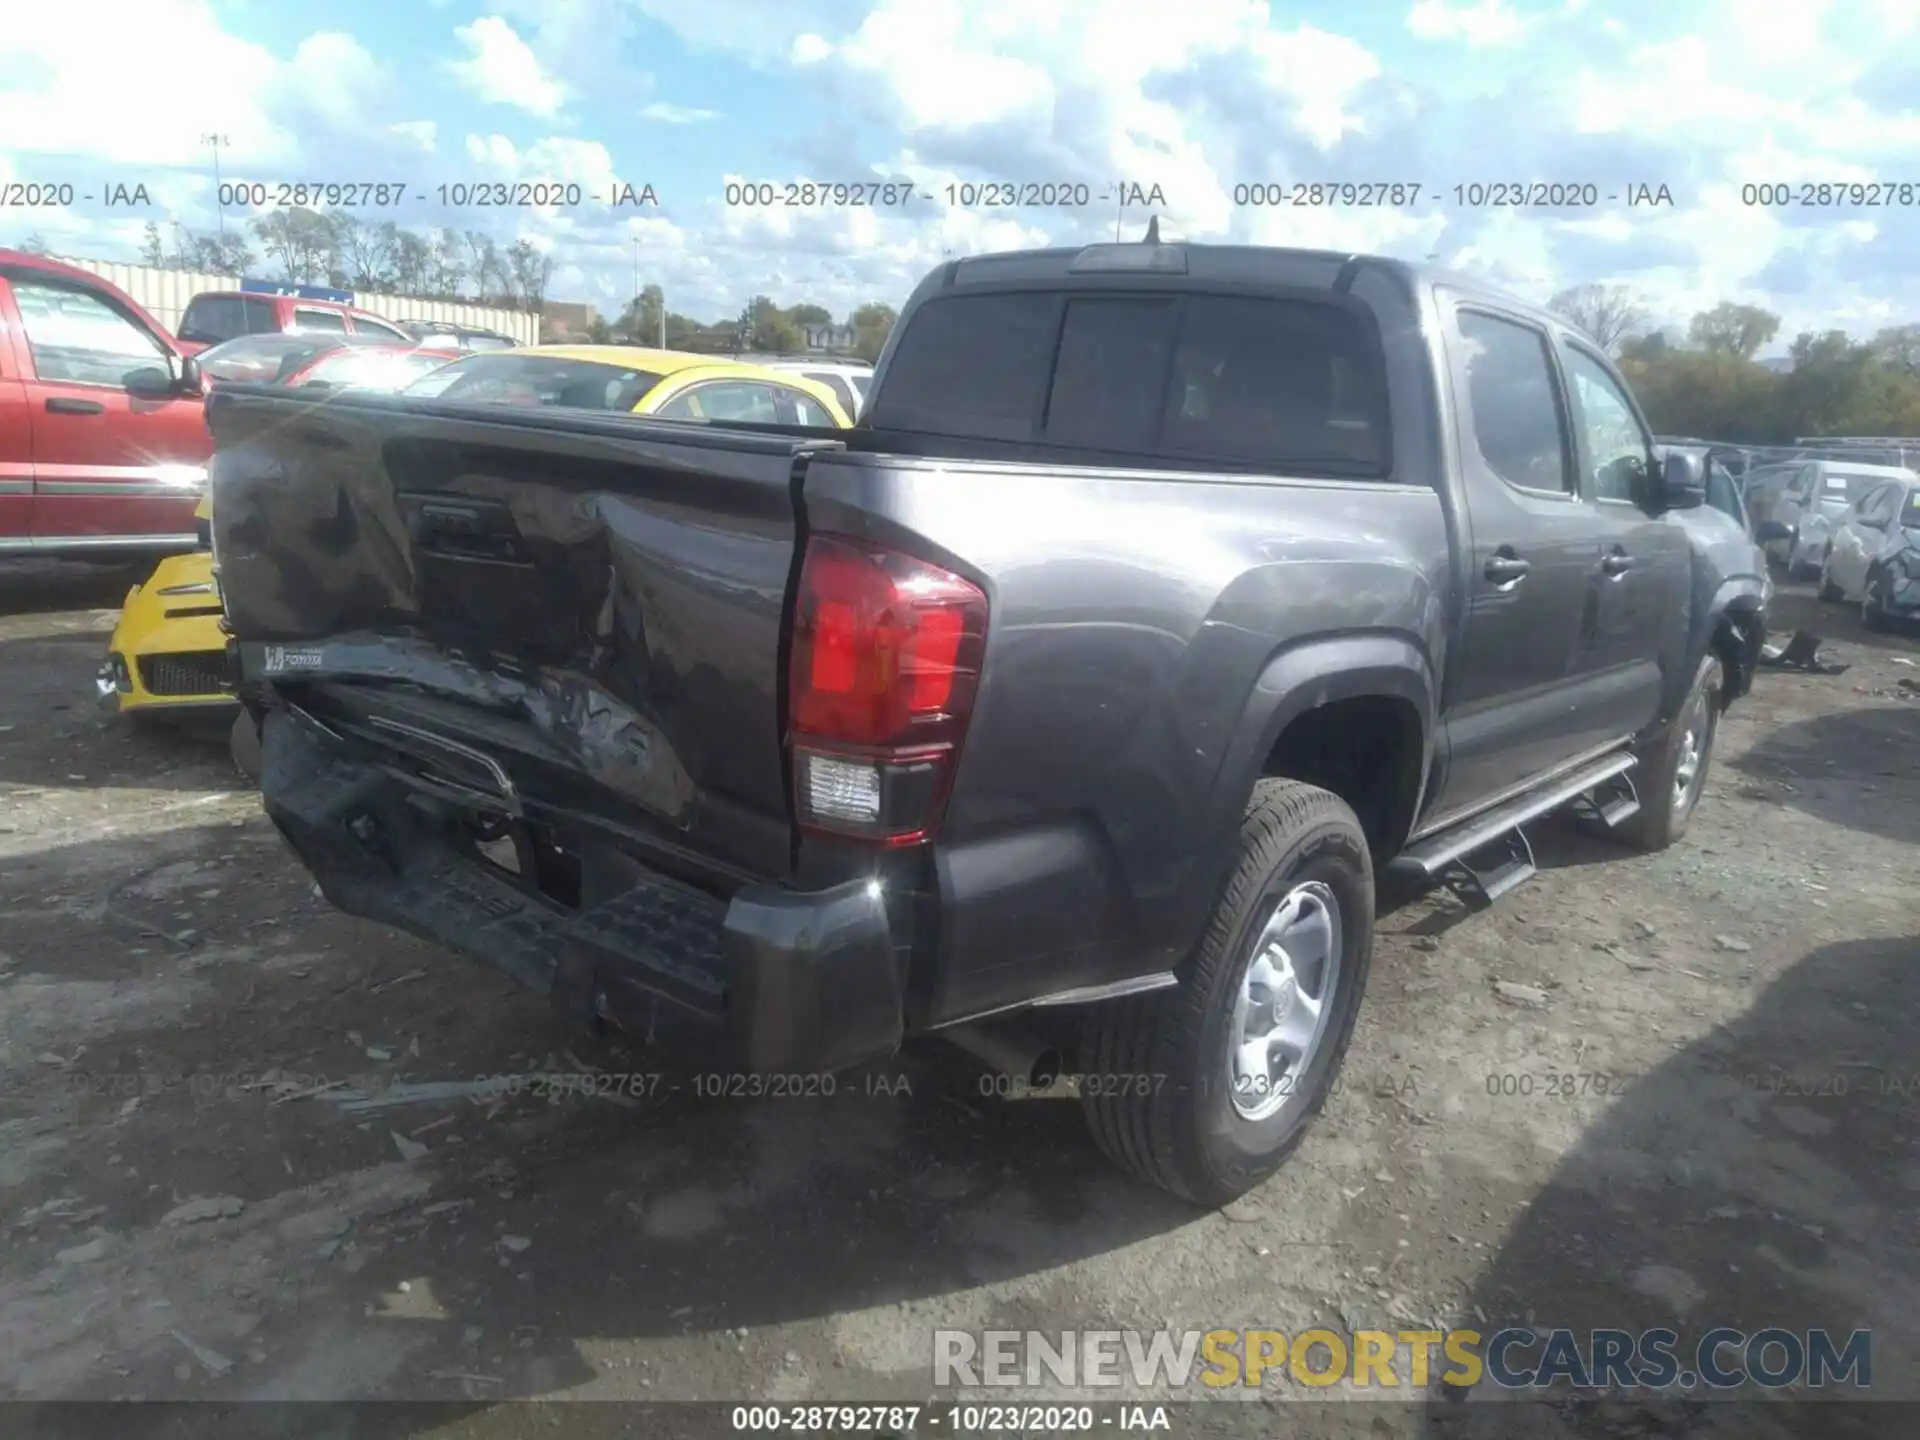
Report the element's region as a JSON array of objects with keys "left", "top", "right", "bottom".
[
  {"left": 1729, "top": 707, "right": 1920, "bottom": 845},
  {"left": 0, "top": 557, "right": 152, "bottom": 617},
  {"left": 4, "top": 822, "right": 1202, "bottom": 1412},
  {"left": 1416, "top": 933, "right": 1919, "bottom": 1439}
]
